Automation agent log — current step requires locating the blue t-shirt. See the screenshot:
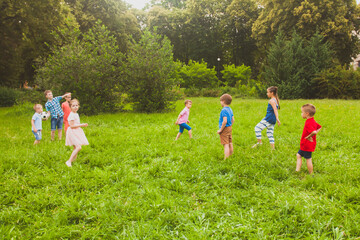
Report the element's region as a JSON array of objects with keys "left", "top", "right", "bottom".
[
  {"left": 32, "top": 112, "right": 42, "bottom": 131},
  {"left": 219, "top": 106, "right": 234, "bottom": 129},
  {"left": 263, "top": 99, "right": 278, "bottom": 124}
]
